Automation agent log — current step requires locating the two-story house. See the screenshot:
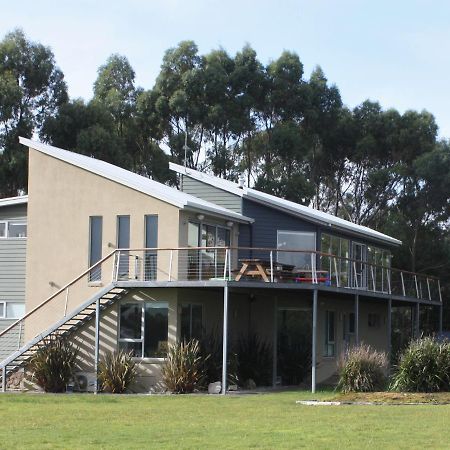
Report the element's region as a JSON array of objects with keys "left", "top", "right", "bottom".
[{"left": 0, "top": 138, "right": 443, "bottom": 393}]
